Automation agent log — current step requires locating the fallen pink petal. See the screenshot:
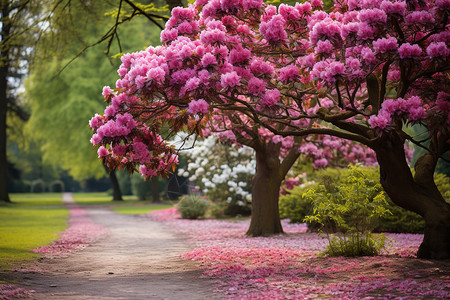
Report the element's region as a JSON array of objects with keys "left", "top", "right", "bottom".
[
  {"left": 31, "top": 204, "right": 108, "bottom": 258},
  {"left": 147, "top": 209, "right": 450, "bottom": 299}
]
